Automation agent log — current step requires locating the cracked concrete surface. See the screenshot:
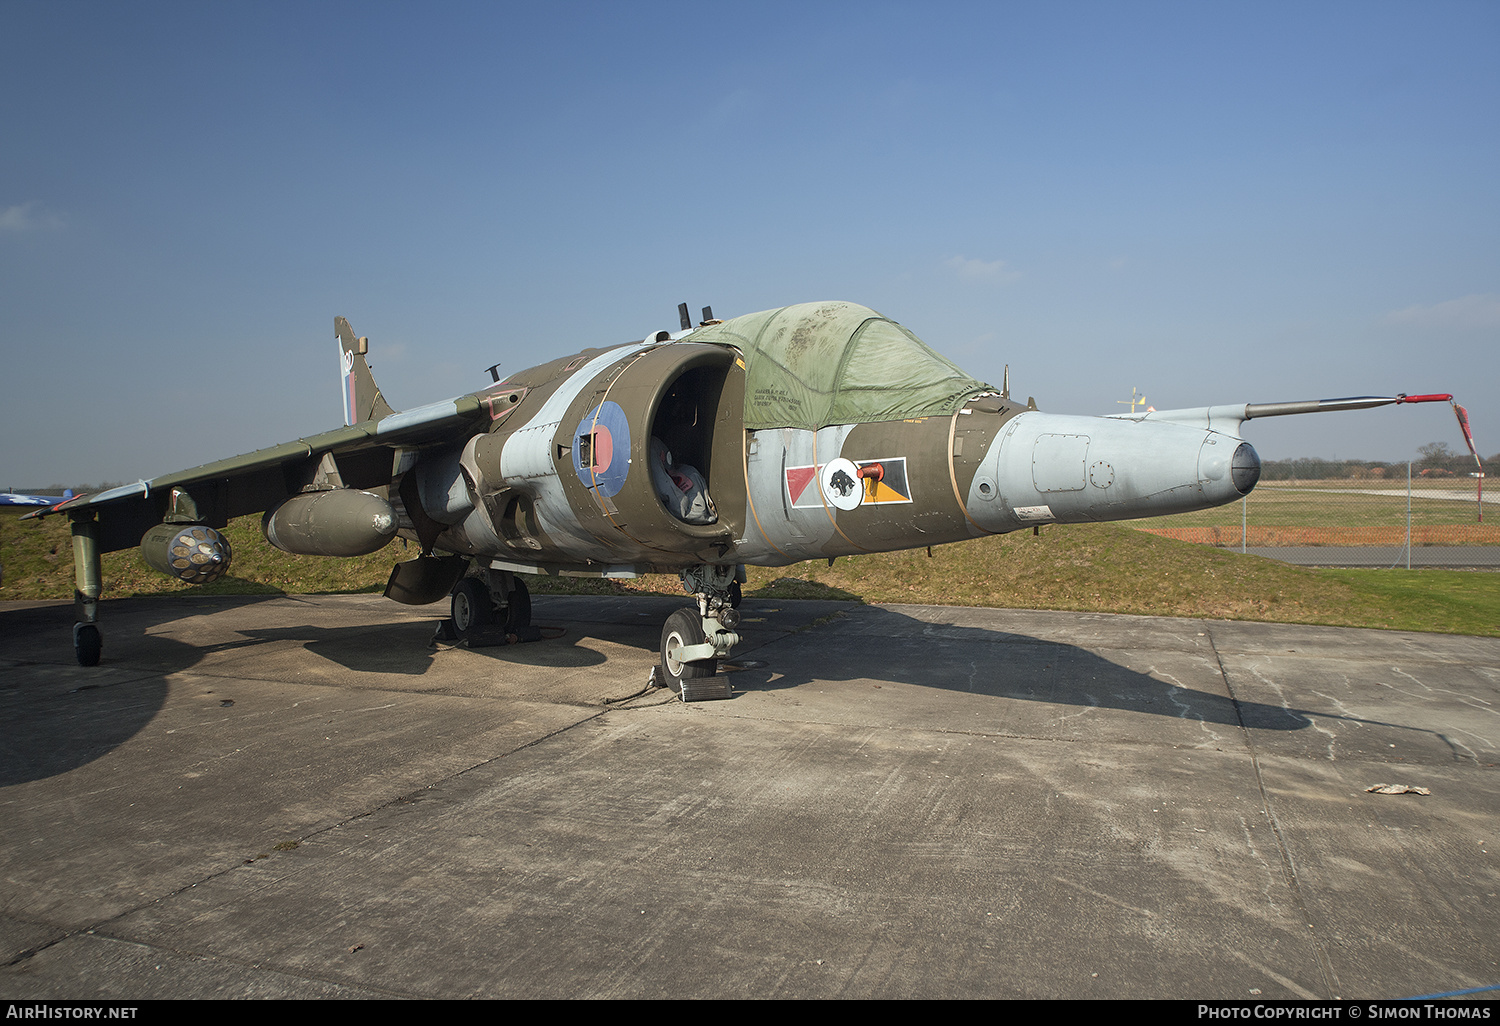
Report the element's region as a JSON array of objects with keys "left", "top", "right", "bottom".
[{"left": 1, "top": 593, "right": 1496, "bottom": 998}]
